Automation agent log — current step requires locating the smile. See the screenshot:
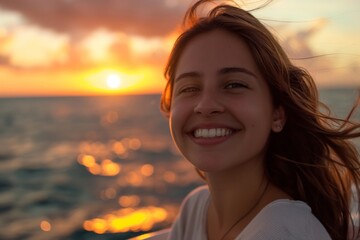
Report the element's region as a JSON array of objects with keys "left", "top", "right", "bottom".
[{"left": 193, "top": 128, "right": 234, "bottom": 138}]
